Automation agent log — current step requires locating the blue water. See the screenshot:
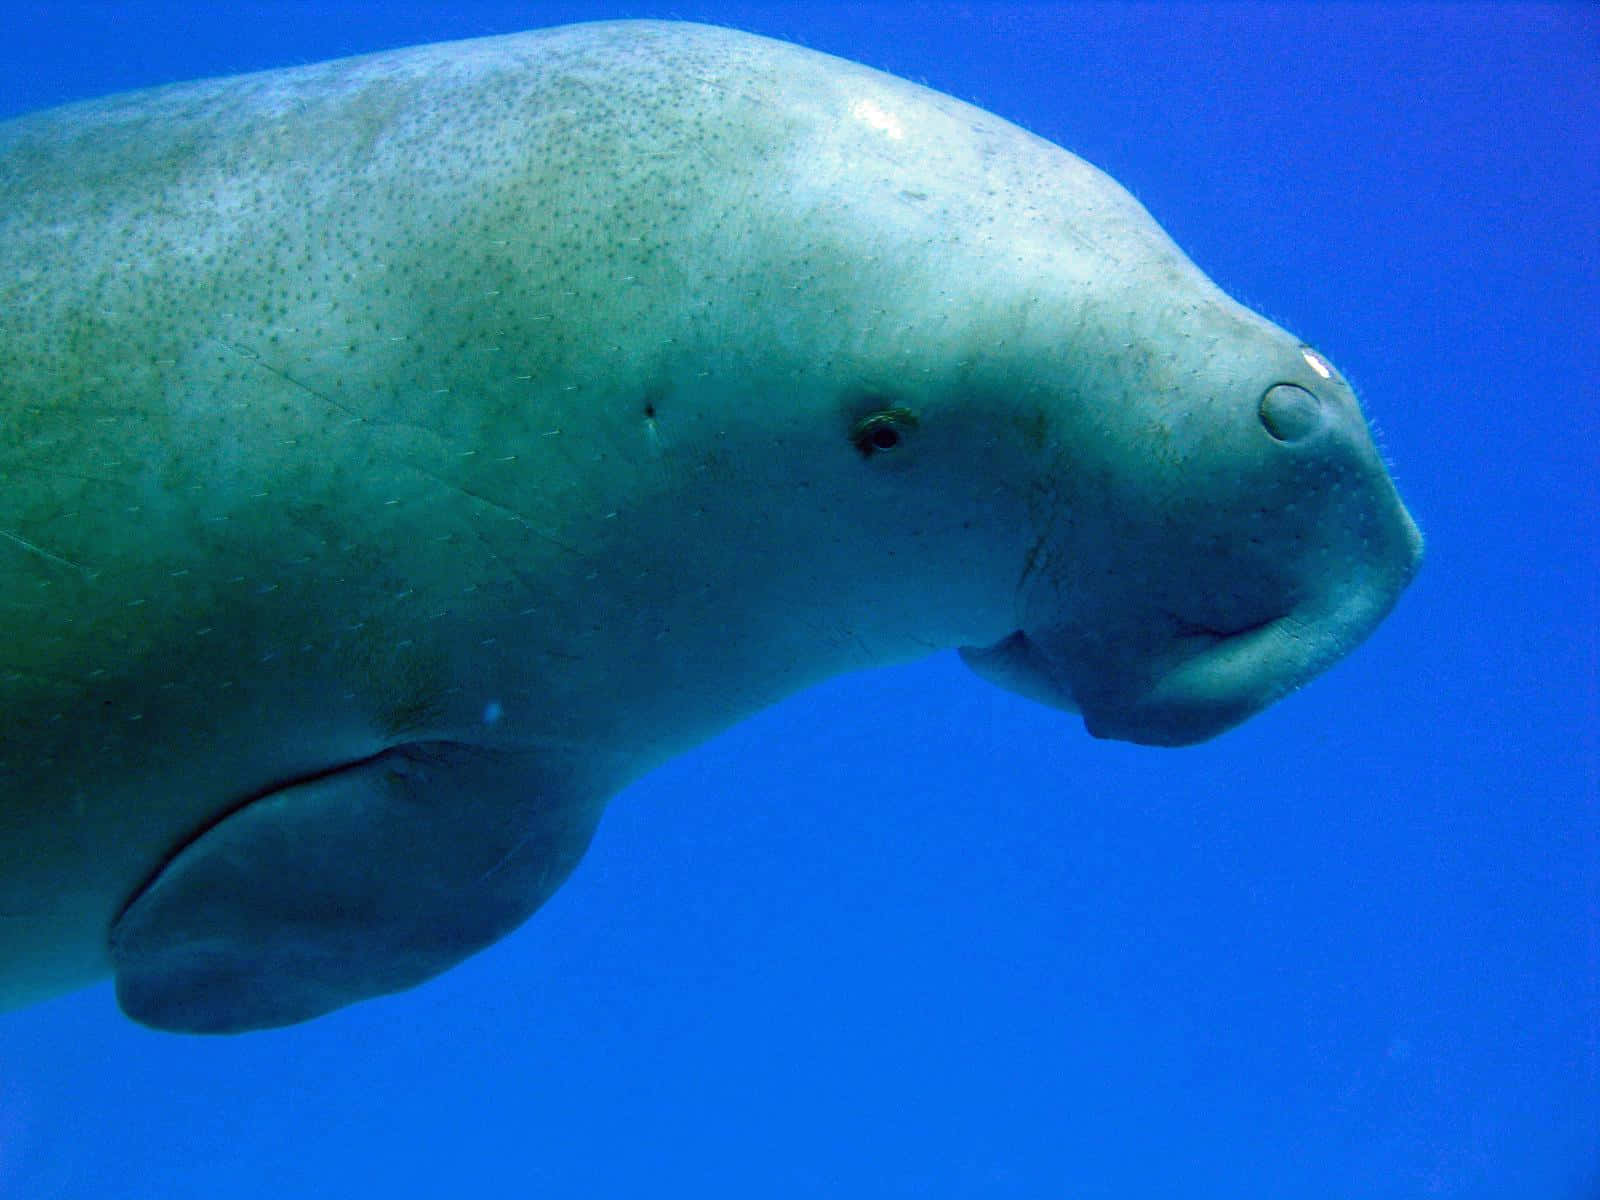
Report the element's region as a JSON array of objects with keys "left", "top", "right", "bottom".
[{"left": 0, "top": 4, "right": 1593, "bottom": 1197}]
